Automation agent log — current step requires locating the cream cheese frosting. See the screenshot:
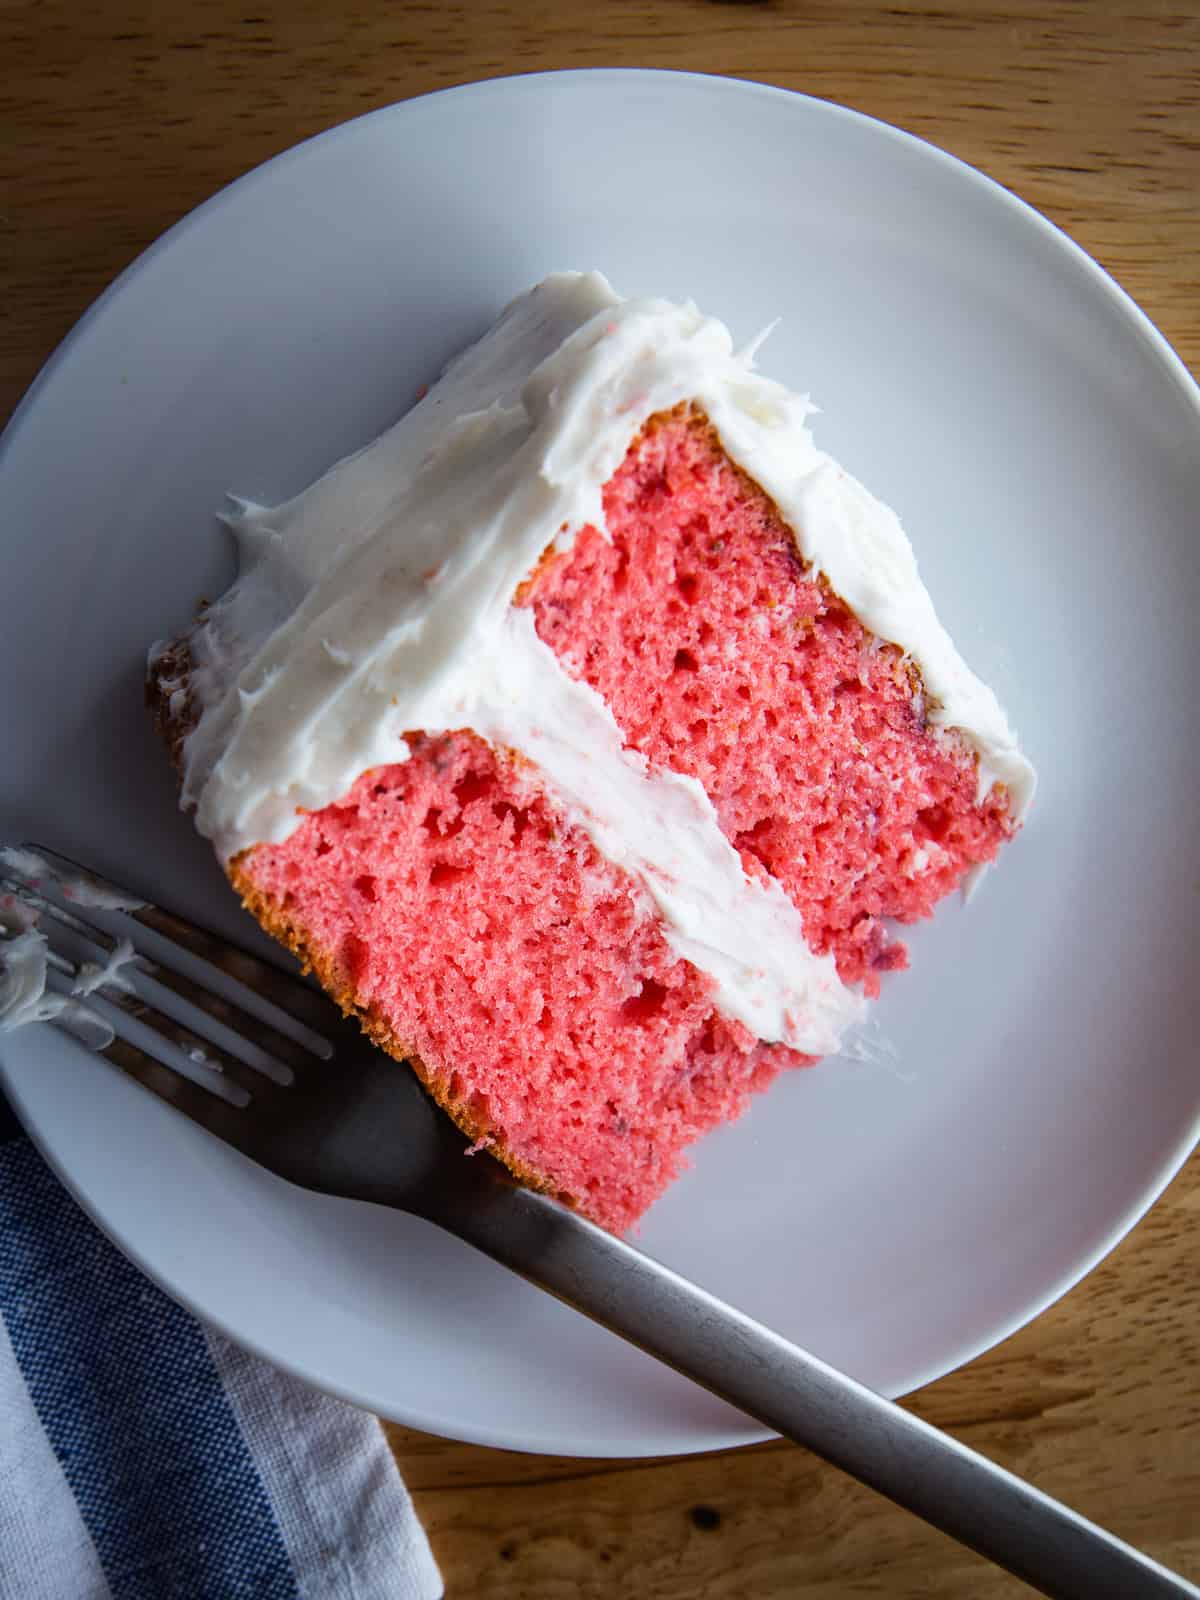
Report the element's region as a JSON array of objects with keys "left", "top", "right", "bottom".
[
  {"left": 0, "top": 848, "right": 143, "bottom": 1042},
  {"left": 172, "top": 272, "right": 1034, "bottom": 1055}
]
